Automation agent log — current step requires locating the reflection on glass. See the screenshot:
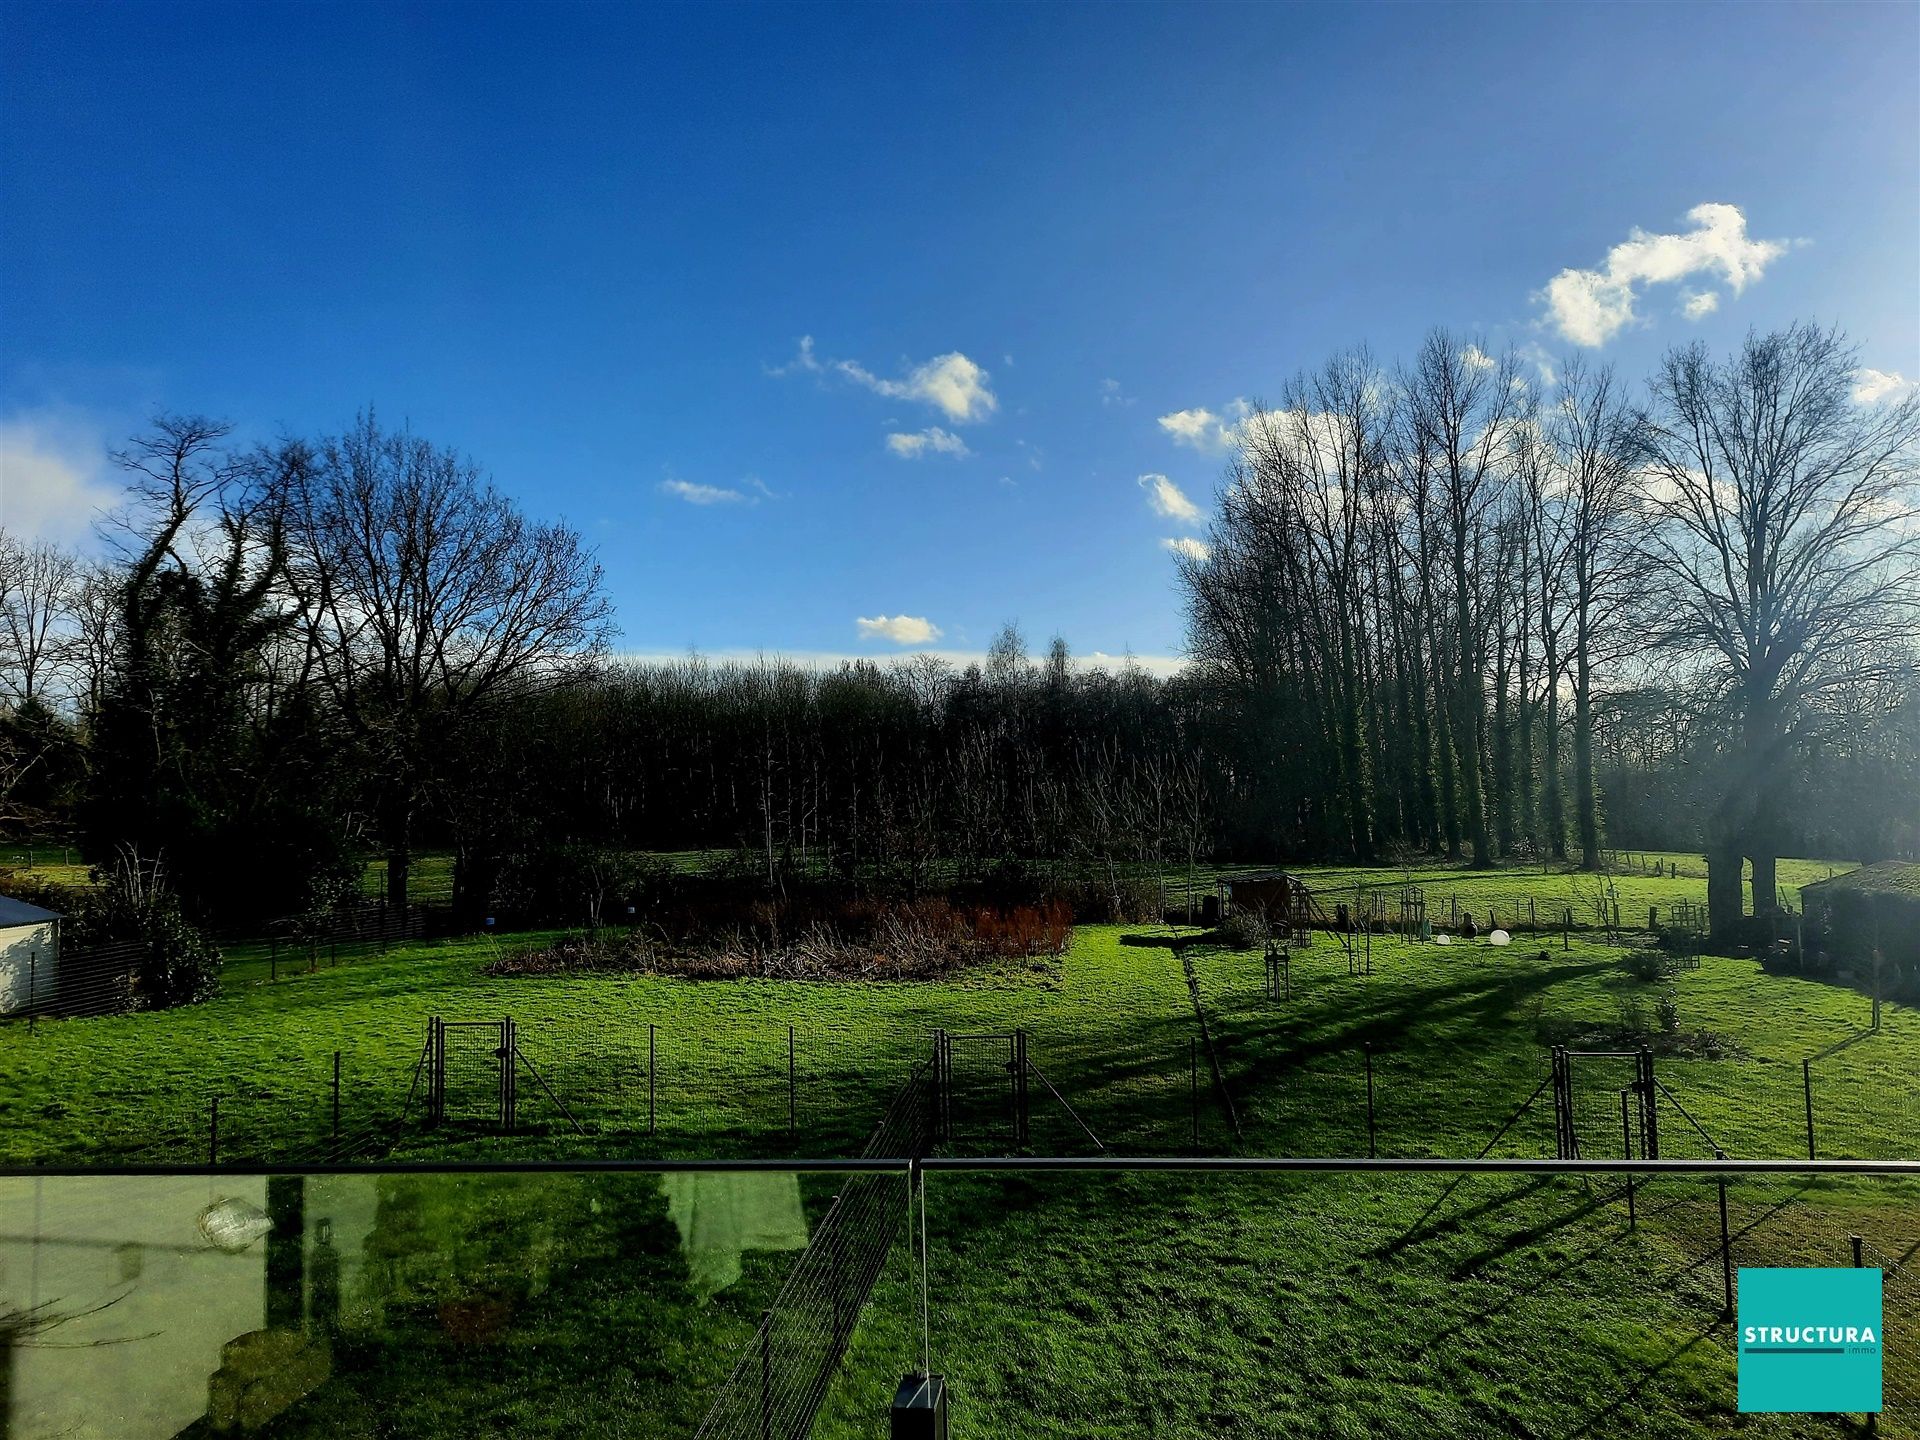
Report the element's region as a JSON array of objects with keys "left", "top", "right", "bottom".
[
  {"left": 0, "top": 1172, "right": 814, "bottom": 1438},
  {"left": 664, "top": 1170, "right": 810, "bottom": 1298}
]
